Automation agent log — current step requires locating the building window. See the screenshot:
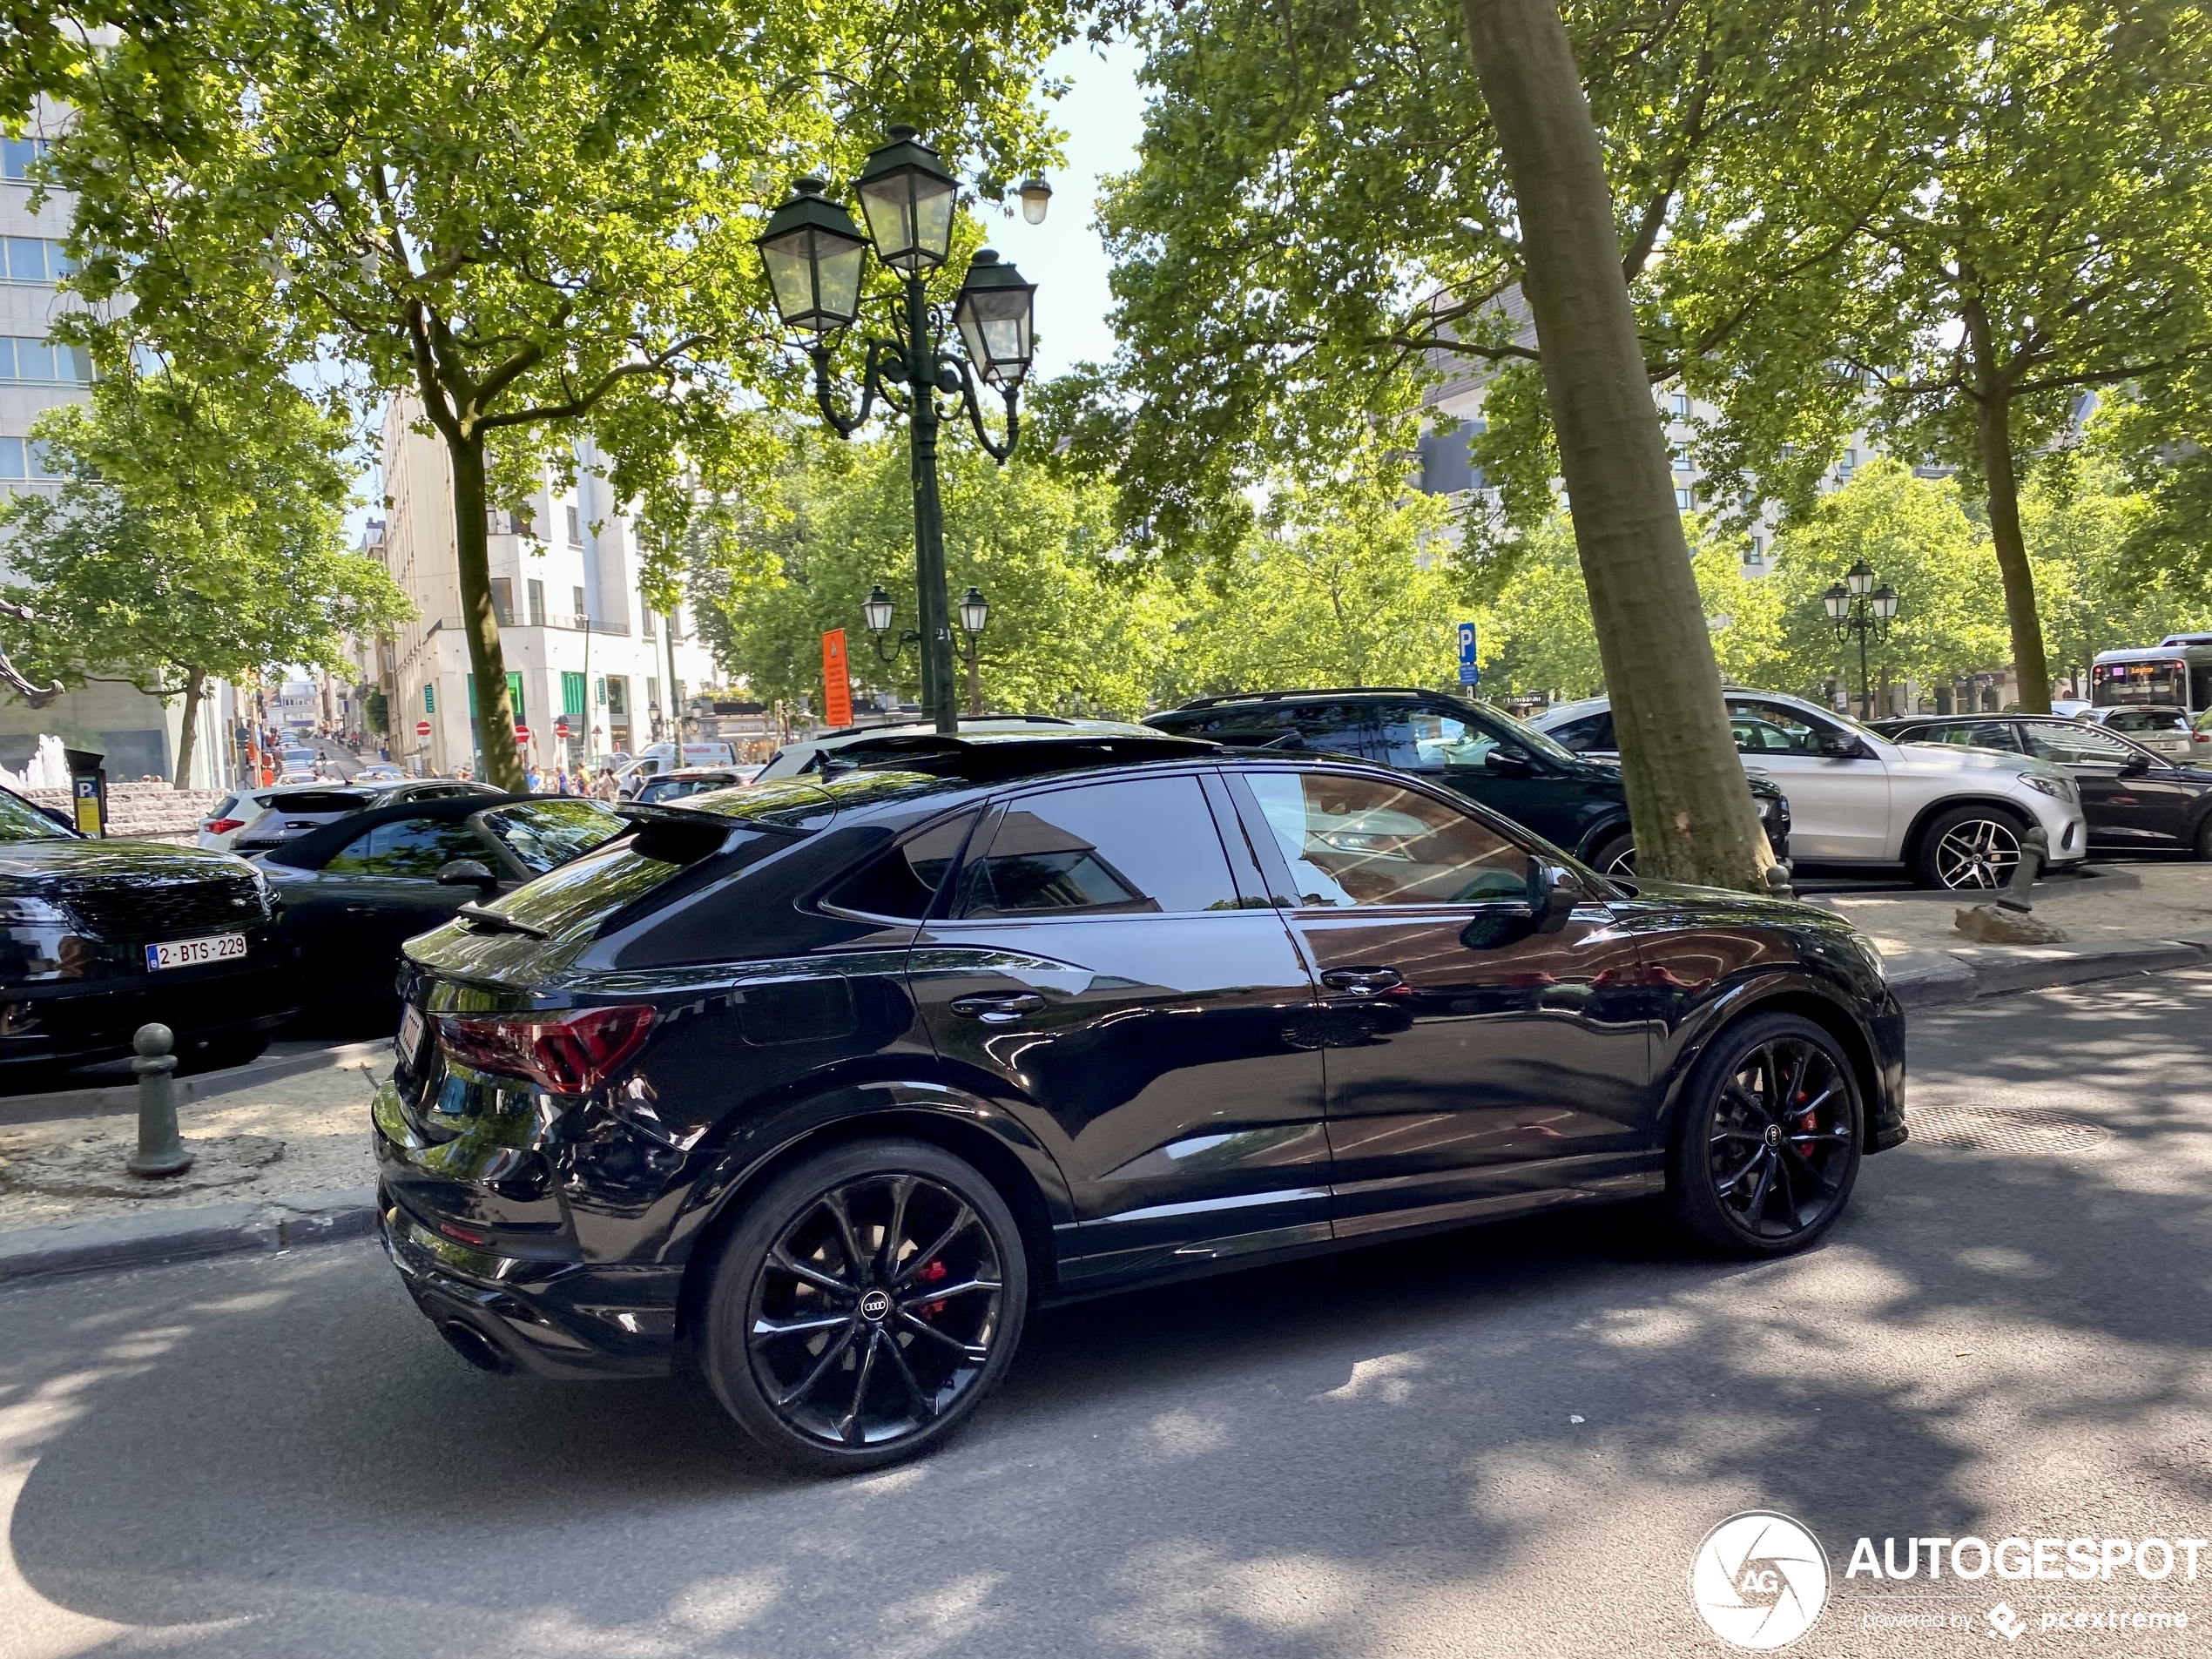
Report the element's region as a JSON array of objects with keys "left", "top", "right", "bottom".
[
  {"left": 1747, "top": 537, "right": 1765, "bottom": 565},
  {"left": 0, "top": 337, "right": 92, "bottom": 382},
  {"left": 1, "top": 137, "right": 53, "bottom": 179},
  {"left": 1671, "top": 446, "right": 1691, "bottom": 470},
  {"left": 571, "top": 585, "right": 587, "bottom": 625},
  {"left": 527, "top": 578, "right": 545, "bottom": 626},
  {"left": 605, "top": 676, "right": 627, "bottom": 717},
  {"left": 1837, "top": 448, "right": 1857, "bottom": 481},
  {"left": 641, "top": 604, "right": 656, "bottom": 640},
  {"left": 566, "top": 504, "right": 581, "bottom": 544},
  {"left": 1670, "top": 393, "right": 1690, "bottom": 418},
  {"left": 490, "top": 578, "right": 514, "bottom": 625},
  {"left": 646, "top": 678, "right": 659, "bottom": 716},
  {"left": 3, "top": 238, "right": 71, "bottom": 283},
  {"left": 1676, "top": 488, "right": 1693, "bottom": 511}
]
